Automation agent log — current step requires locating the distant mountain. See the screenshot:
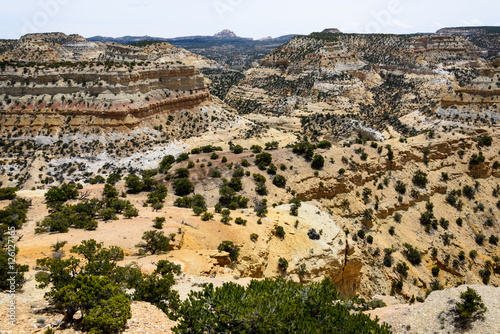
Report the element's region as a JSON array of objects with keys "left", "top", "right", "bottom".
[
  {"left": 88, "top": 35, "right": 170, "bottom": 44},
  {"left": 436, "top": 26, "right": 500, "bottom": 36},
  {"left": 436, "top": 26, "right": 499, "bottom": 58},
  {"left": 88, "top": 30, "right": 301, "bottom": 69},
  {"left": 88, "top": 30, "right": 296, "bottom": 45}
]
